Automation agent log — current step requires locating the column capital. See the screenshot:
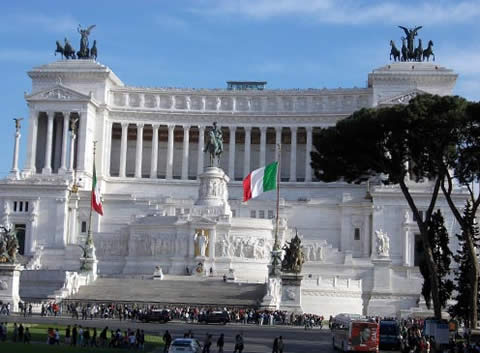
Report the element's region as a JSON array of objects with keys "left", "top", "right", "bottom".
[
  {"left": 259, "top": 126, "right": 268, "bottom": 133},
  {"left": 121, "top": 122, "right": 129, "bottom": 129},
  {"left": 167, "top": 124, "right": 175, "bottom": 131},
  {"left": 244, "top": 126, "right": 252, "bottom": 133},
  {"left": 306, "top": 126, "right": 313, "bottom": 133},
  {"left": 275, "top": 126, "right": 283, "bottom": 133},
  {"left": 45, "top": 111, "right": 55, "bottom": 120},
  {"left": 151, "top": 123, "right": 160, "bottom": 129},
  {"left": 290, "top": 126, "right": 298, "bottom": 132},
  {"left": 229, "top": 126, "right": 237, "bottom": 132},
  {"left": 198, "top": 125, "right": 206, "bottom": 131},
  {"left": 62, "top": 112, "right": 70, "bottom": 119},
  {"left": 182, "top": 124, "right": 191, "bottom": 130},
  {"left": 136, "top": 122, "right": 145, "bottom": 129}
]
